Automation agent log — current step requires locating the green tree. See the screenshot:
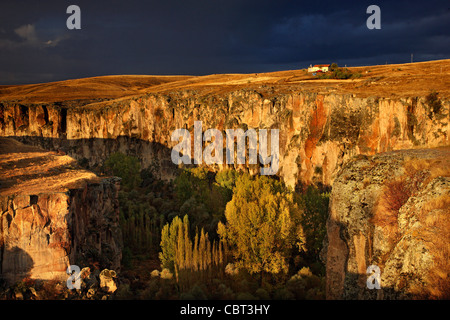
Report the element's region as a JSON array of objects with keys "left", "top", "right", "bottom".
[
  {"left": 218, "top": 173, "right": 306, "bottom": 275},
  {"left": 104, "top": 152, "right": 142, "bottom": 190},
  {"left": 295, "top": 185, "right": 329, "bottom": 261},
  {"left": 174, "top": 167, "right": 210, "bottom": 203},
  {"left": 159, "top": 215, "right": 184, "bottom": 272},
  {"left": 213, "top": 169, "right": 240, "bottom": 205},
  {"left": 215, "top": 169, "right": 239, "bottom": 192},
  {"left": 175, "top": 167, "right": 230, "bottom": 234}
]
